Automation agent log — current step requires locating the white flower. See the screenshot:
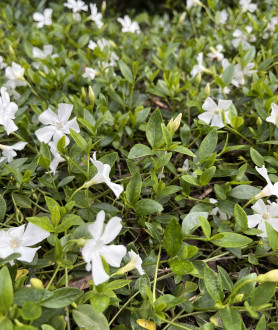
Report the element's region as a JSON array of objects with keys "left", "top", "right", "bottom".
[
  {"left": 82, "top": 67, "right": 97, "bottom": 81},
  {"left": 240, "top": 0, "right": 257, "bottom": 12},
  {"left": 222, "top": 59, "right": 256, "bottom": 87},
  {"left": 182, "top": 159, "right": 190, "bottom": 172},
  {"left": 186, "top": 0, "right": 200, "bottom": 9},
  {"left": 207, "top": 45, "right": 224, "bottom": 61},
  {"left": 0, "top": 223, "right": 50, "bottom": 263},
  {"left": 32, "top": 45, "right": 57, "bottom": 59},
  {"left": 263, "top": 17, "right": 278, "bottom": 39},
  {"left": 72, "top": 12, "right": 81, "bottom": 21},
  {"left": 128, "top": 250, "right": 145, "bottom": 275},
  {"left": 255, "top": 166, "right": 278, "bottom": 199},
  {"left": 64, "top": 0, "right": 88, "bottom": 12},
  {"left": 0, "top": 87, "right": 19, "bottom": 135},
  {"left": 88, "top": 38, "right": 110, "bottom": 51},
  {"left": 232, "top": 27, "right": 256, "bottom": 51},
  {"left": 0, "top": 142, "right": 27, "bottom": 163},
  {"left": 81, "top": 210, "right": 126, "bottom": 285},
  {"left": 49, "top": 142, "right": 65, "bottom": 174},
  {"left": 33, "top": 8, "right": 52, "bottom": 28},
  {"left": 209, "top": 198, "right": 228, "bottom": 220},
  {"left": 5, "top": 62, "right": 27, "bottom": 89},
  {"left": 0, "top": 56, "right": 7, "bottom": 69},
  {"left": 219, "top": 9, "right": 228, "bottom": 24},
  {"left": 89, "top": 4, "right": 103, "bottom": 28},
  {"left": 35, "top": 103, "right": 80, "bottom": 146},
  {"left": 247, "top": 199, "right": 278, "bottom": 237},
  {"left": 190, "top": 52, "right": 207, "bottom": 77},
  {"left": 117, "top": 15, "right": 140, "bottom": 33},
  {"left": 198, "top": 97, "right": 232, "bottom": 128},
  {"left": 266, "top": 103, "right": 278, "bottom": 126},
  {"left": 83, "top": 152, "right": 123, "bottom": 199}
]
